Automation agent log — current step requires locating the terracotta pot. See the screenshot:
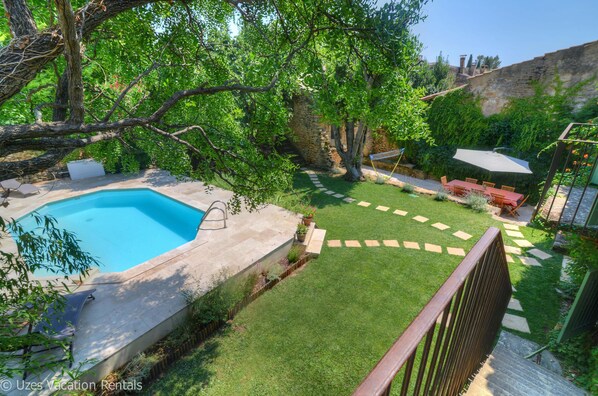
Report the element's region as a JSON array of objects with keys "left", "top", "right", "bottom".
[
  {"left": 296, "top": 232, "right": 306, "bottom": 242},
  {"left": 302, "top": 215, "right": 313, "bottom": 226}
]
